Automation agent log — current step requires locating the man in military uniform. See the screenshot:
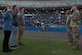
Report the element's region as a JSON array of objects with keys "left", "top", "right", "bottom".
[
  {"left": 66, "top": 10, "right": 73, "bottom": 45},
  {"left": 69, "top": 5, "right": 81, "bottom": 50}
]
